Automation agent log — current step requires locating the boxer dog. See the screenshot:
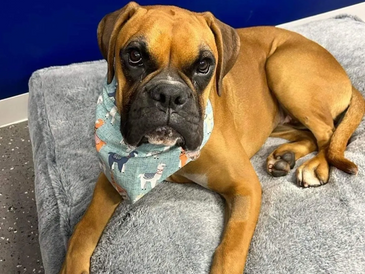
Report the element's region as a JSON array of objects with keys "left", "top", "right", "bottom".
[{"left": 60, "top": 2, "right": 365, "bottom": 273}]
